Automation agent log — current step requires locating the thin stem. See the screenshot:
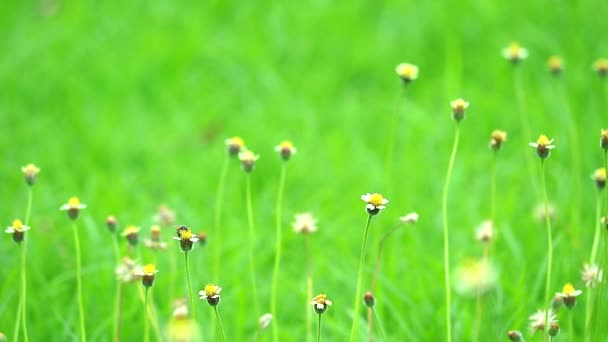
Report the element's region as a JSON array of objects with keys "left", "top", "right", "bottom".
[
  {"left": 144, "top": 288, "right": 150, "bottom": 342},
  {"left": 214, "top": 306, "right": 227, "bottom": 342},
  {"left": 591, "top": 194, "right": 602, "bottom": 264},
  {"left": 271, "top": 162, "right": 288, "bottom": 342},
  {"left": 19, "top": 187, "right": 34, "bottom": 342},
  {"left": 185, "top": 252, "right": 197, "bottom": 322},
  {"left": 367, "top": 308, "right": 373, "bottom": 342},
  {"left": 569, "top": 310, "right": 574, "bottom": 342},
  {"left": 14, "top": 247, "right": 23, "bottom": 342},
  {"left": 246, "top": 174, "right": 260, "bottom": 316},
  {"left": 540, "top": 160, "right": 553, "bottom": 342},
  {"left": 72, "top": 221, "right": 87, "bottom": 342},
  {"left": 593, "top": 229, "right": 608, "bottom": 341},
  {"left": 214, "top": 153, "right": 230, "bottom": 282},
  {"left": 349, "top": 215, "right": 373, "bottom": 342},
  {"left": 372, "top": 308, "right": 388, "bottom": 342},
  {"left": 317, "top": 314, "right": 322, "bottom": 342},
  {"left": 306, "top": 234, "right": 314, "bottom": 342},
  {"left": 137, "top": 286, "right": 161, "bottom": 341},
  {"left": 112, "top": 234, "right": 122, "bottom": 342},
  {"left": 491, "top": 152, "right": 497, "bottom": 225},
  {"left": 371, "top": 223, "right": 402, "bottom": 292},
  {"left": 442, "top": 124, "right": 460, "bottom": 342}
]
